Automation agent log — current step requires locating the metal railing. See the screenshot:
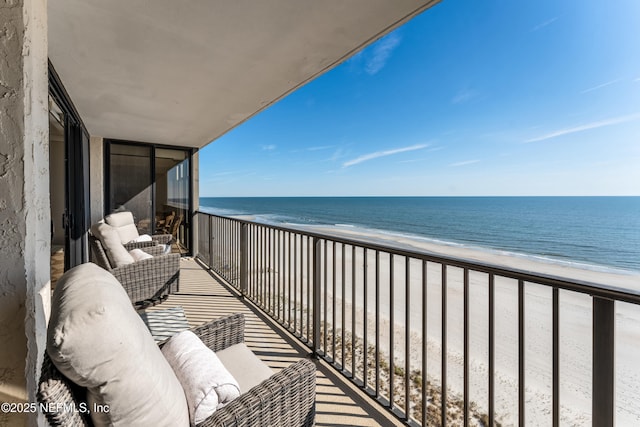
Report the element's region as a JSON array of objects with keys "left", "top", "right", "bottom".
[{"left": 195, "top": 211, "right": 640, "bottom": 427}]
